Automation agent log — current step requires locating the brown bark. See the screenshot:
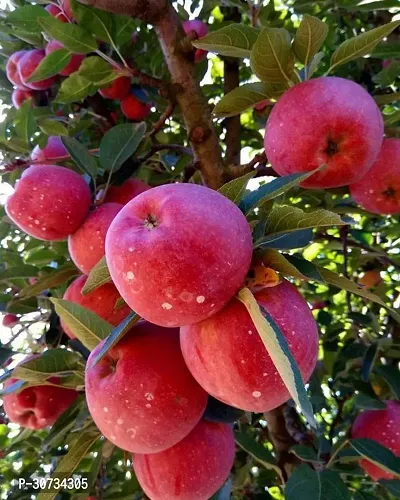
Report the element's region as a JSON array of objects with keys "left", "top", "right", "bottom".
[{"left": 78, "top": 0, "right": 167, "bottom": 23}]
